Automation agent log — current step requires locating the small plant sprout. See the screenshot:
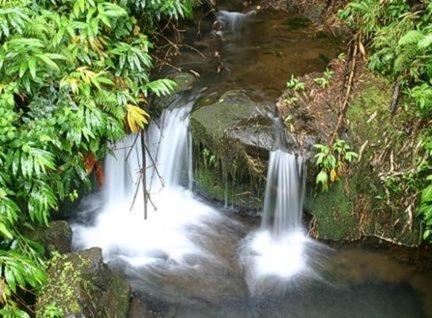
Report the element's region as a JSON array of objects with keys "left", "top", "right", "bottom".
[
  {"left": 314, "top": 68, "right": 334, "bottom": 89},
  {"left": 286, "top": 75, "right": 305, "bottom": 91},
  {"left": 314, "top": 139, "right": 358, "bottom": 191},
  {"left": 284, "top": 95, "right": 299, "bottom": 105},
  {"left": 284, "top": 114, "right": 295, "bottom": 132},
  {"left": 338, "top": 52, "right": 346, "bottom": 61}
]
